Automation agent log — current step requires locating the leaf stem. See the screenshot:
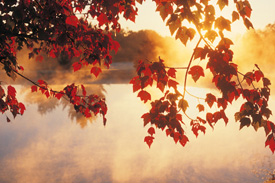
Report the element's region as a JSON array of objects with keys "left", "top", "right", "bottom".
[{"left": 183, "top": 37, "right": 202, "bottom": 99}]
